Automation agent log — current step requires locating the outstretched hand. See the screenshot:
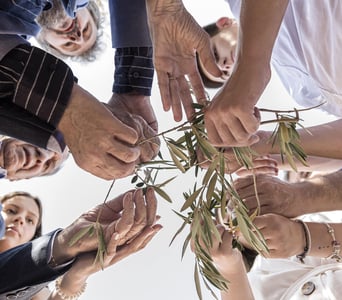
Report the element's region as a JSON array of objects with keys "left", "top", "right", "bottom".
[
  {"left": 54, "top": 188, "right": 158, "bottom": 264},
  {"left": 146, "top": 0, "right": 222, "bottom": 122},
  {"left": 63, "top": 224, "right": 162, "bottom": 281}
]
